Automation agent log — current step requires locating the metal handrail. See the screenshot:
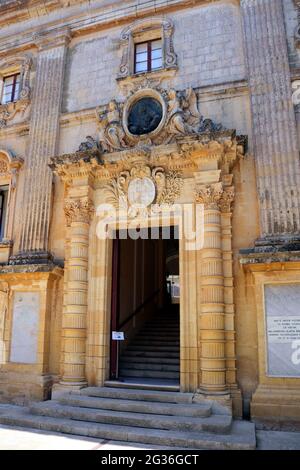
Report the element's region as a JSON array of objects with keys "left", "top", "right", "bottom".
[{"left": 118, "top": 288, "right": 161, "bottom": 330}]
